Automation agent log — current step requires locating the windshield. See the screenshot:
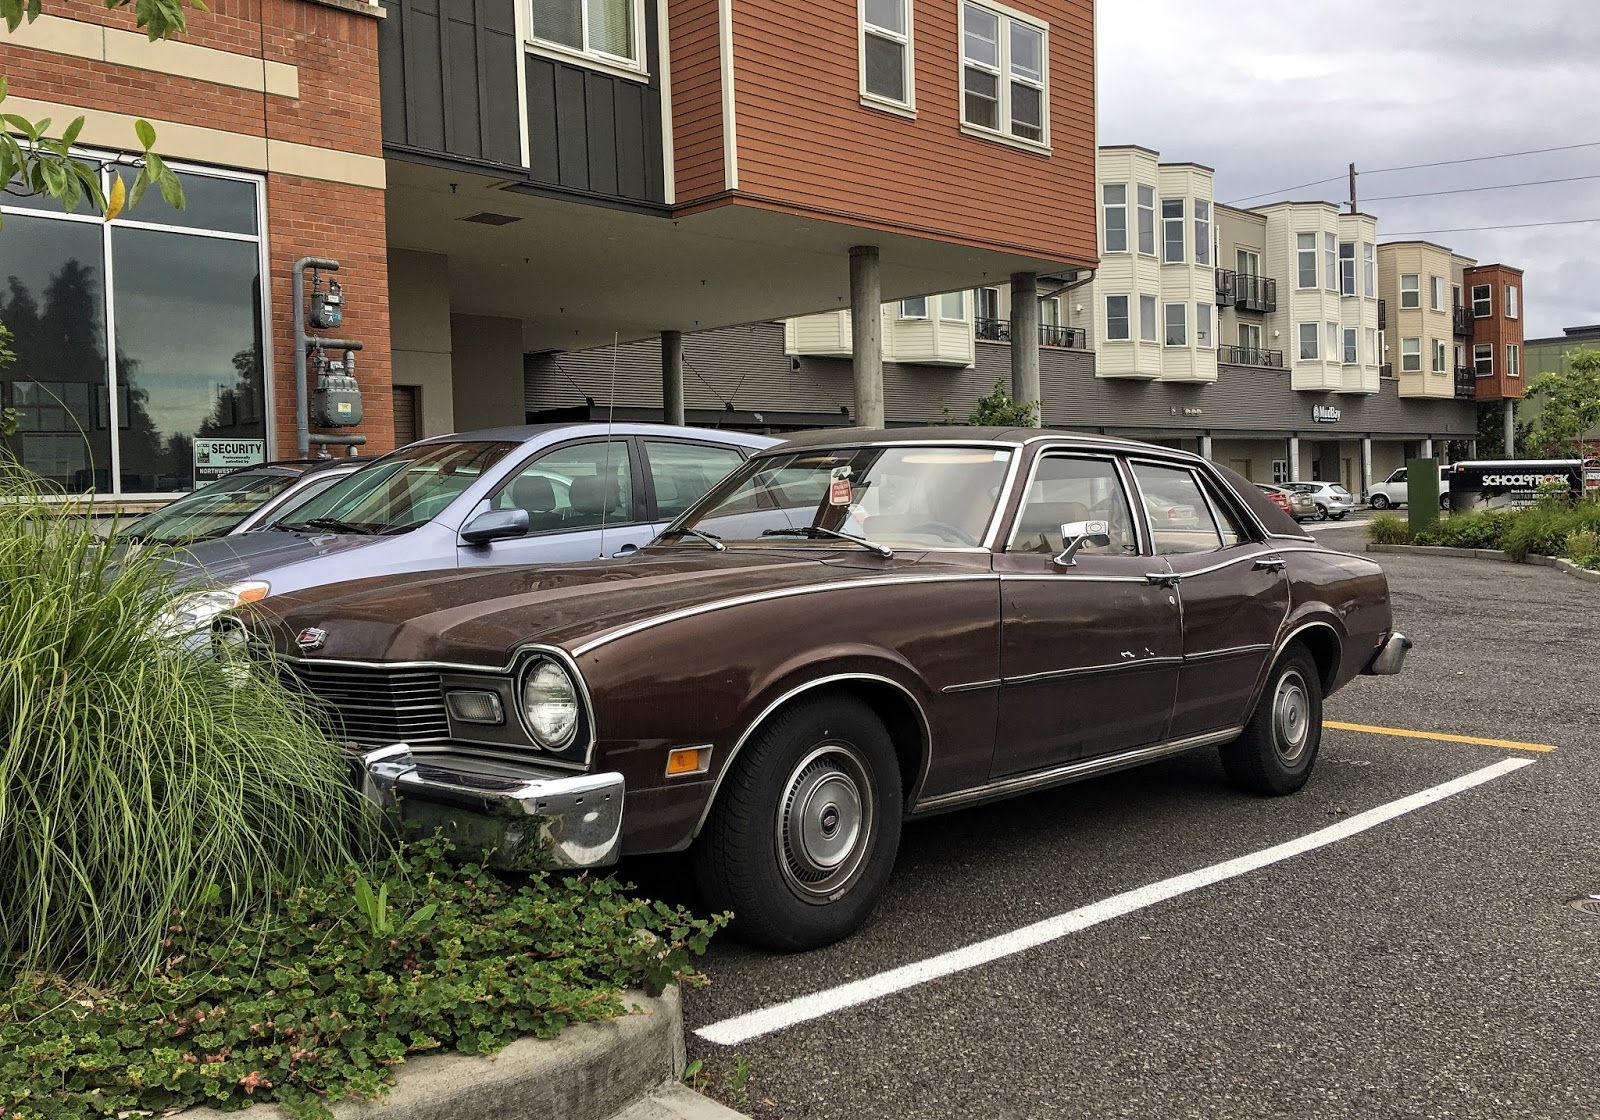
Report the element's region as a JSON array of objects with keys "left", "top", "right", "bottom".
[
  {"left": 279, "top": 440, "right": 519, "bottom": 534},
  {"left": 120, "top": 468, "right": 295, "bottom": 543},
  {"left": 660, "top": 444, "right": 1013, "bottom": 550}
]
